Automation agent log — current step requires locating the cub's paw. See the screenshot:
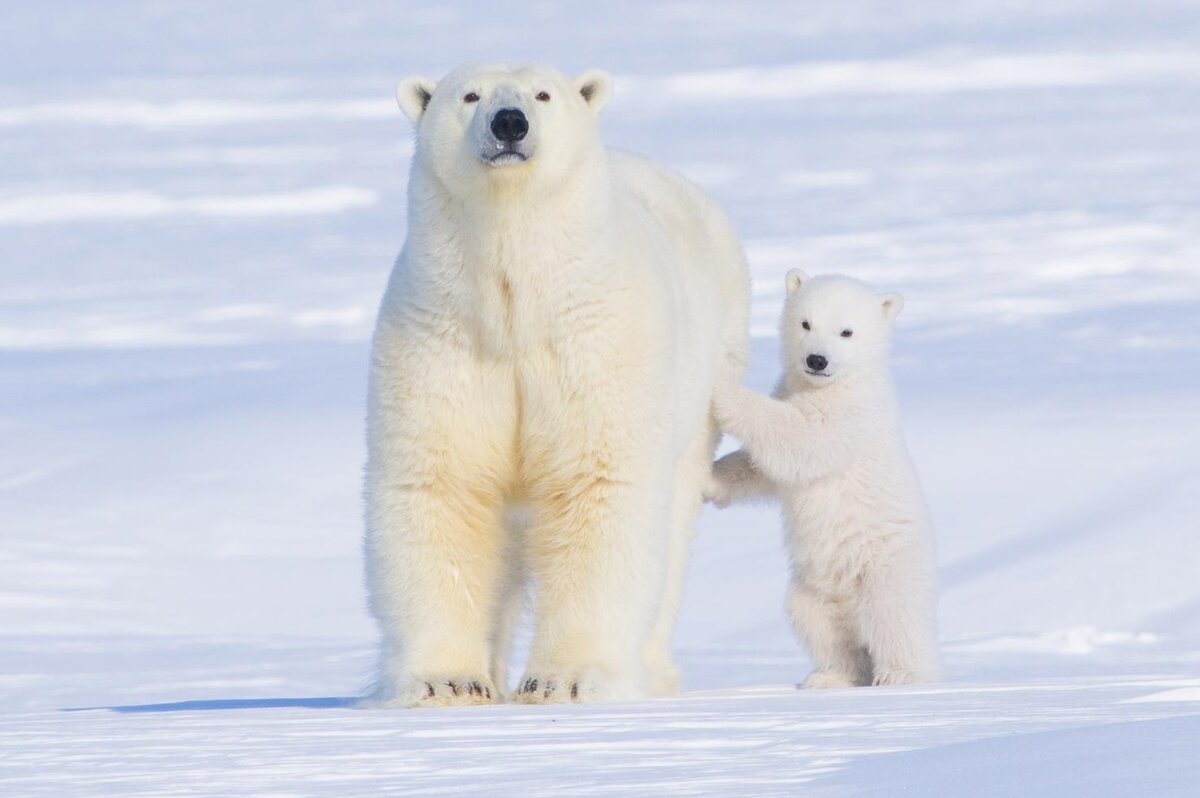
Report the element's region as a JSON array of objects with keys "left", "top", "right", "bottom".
[
  {"left": 511, "top": 666, "right": 637, "bottom": 705},
  {"left": 369, "top": 675, "right": 498, "bottom": 708},
  {"left": 801, "top": 670, "right": 858, "bottom": 690},
  {"left": 702, "top": 475, "right": 732, "bottom": 509}
]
